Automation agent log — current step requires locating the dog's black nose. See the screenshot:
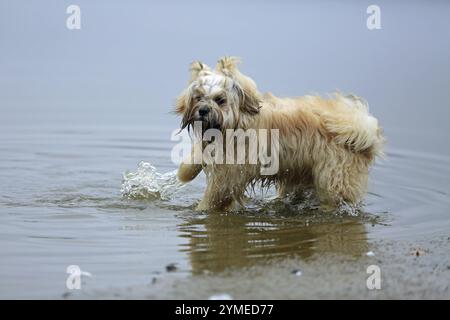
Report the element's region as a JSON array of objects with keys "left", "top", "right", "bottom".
[{"left": 198, "top": 106, "right": 210, "bottom": 117}]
